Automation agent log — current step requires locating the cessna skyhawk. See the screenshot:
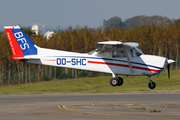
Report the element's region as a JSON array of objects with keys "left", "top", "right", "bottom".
[{"left": 4, "top": 25, "right": 174, "bottom": 89}]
